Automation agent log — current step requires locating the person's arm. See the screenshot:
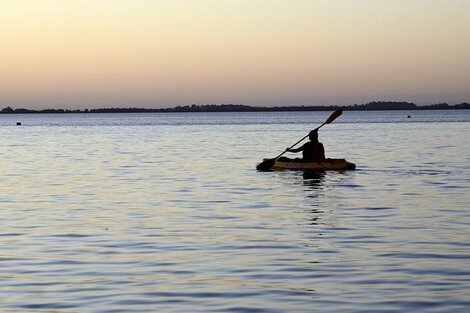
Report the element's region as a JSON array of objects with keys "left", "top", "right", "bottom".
[{"left": 286, "top": 144, "right": 305, "bottom": 153}]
